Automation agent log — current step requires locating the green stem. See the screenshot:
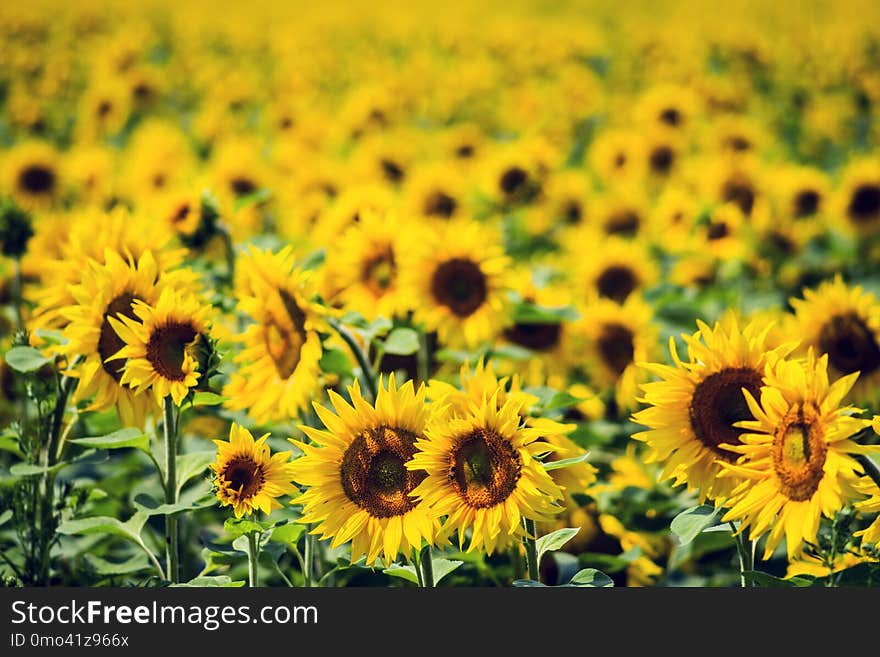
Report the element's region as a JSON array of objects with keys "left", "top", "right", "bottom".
[
  {"left": 247, "top": 532, "right": 259, "bottom": 588},
  {"left": 328, "top": 318, "right": 377, "bottom": 400},
  {"left": 163, "top": 397, "right": 179, "bottom": 583},
  {"left": 522, "top": 518, "right": 539, "bottom": 582},
  {"left": 418, "top": 545, "right": 434, "bottom": 588},
  {"left": 12, "top": 256, "right": 23, "bottom": 331},
  {"left": 730, "top": 522, "right": 753, "bottom": 588},
  {"left": 219, "top": 225, "right": 236, "bottom": 287},
  {"left": 416, "top": 331, "right": 430, "bottom": 384},
  {"left": 303, "top": 532, "right": 314, "bottom": 588}
]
